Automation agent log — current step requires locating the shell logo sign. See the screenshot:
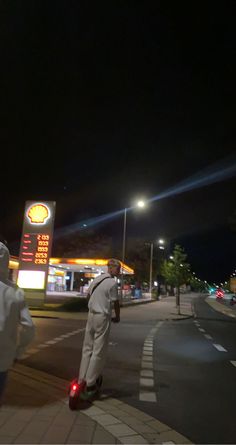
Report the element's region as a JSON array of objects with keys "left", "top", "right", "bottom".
[{"left": 27, "top": 203, "right": 50, "bottom": 224}]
